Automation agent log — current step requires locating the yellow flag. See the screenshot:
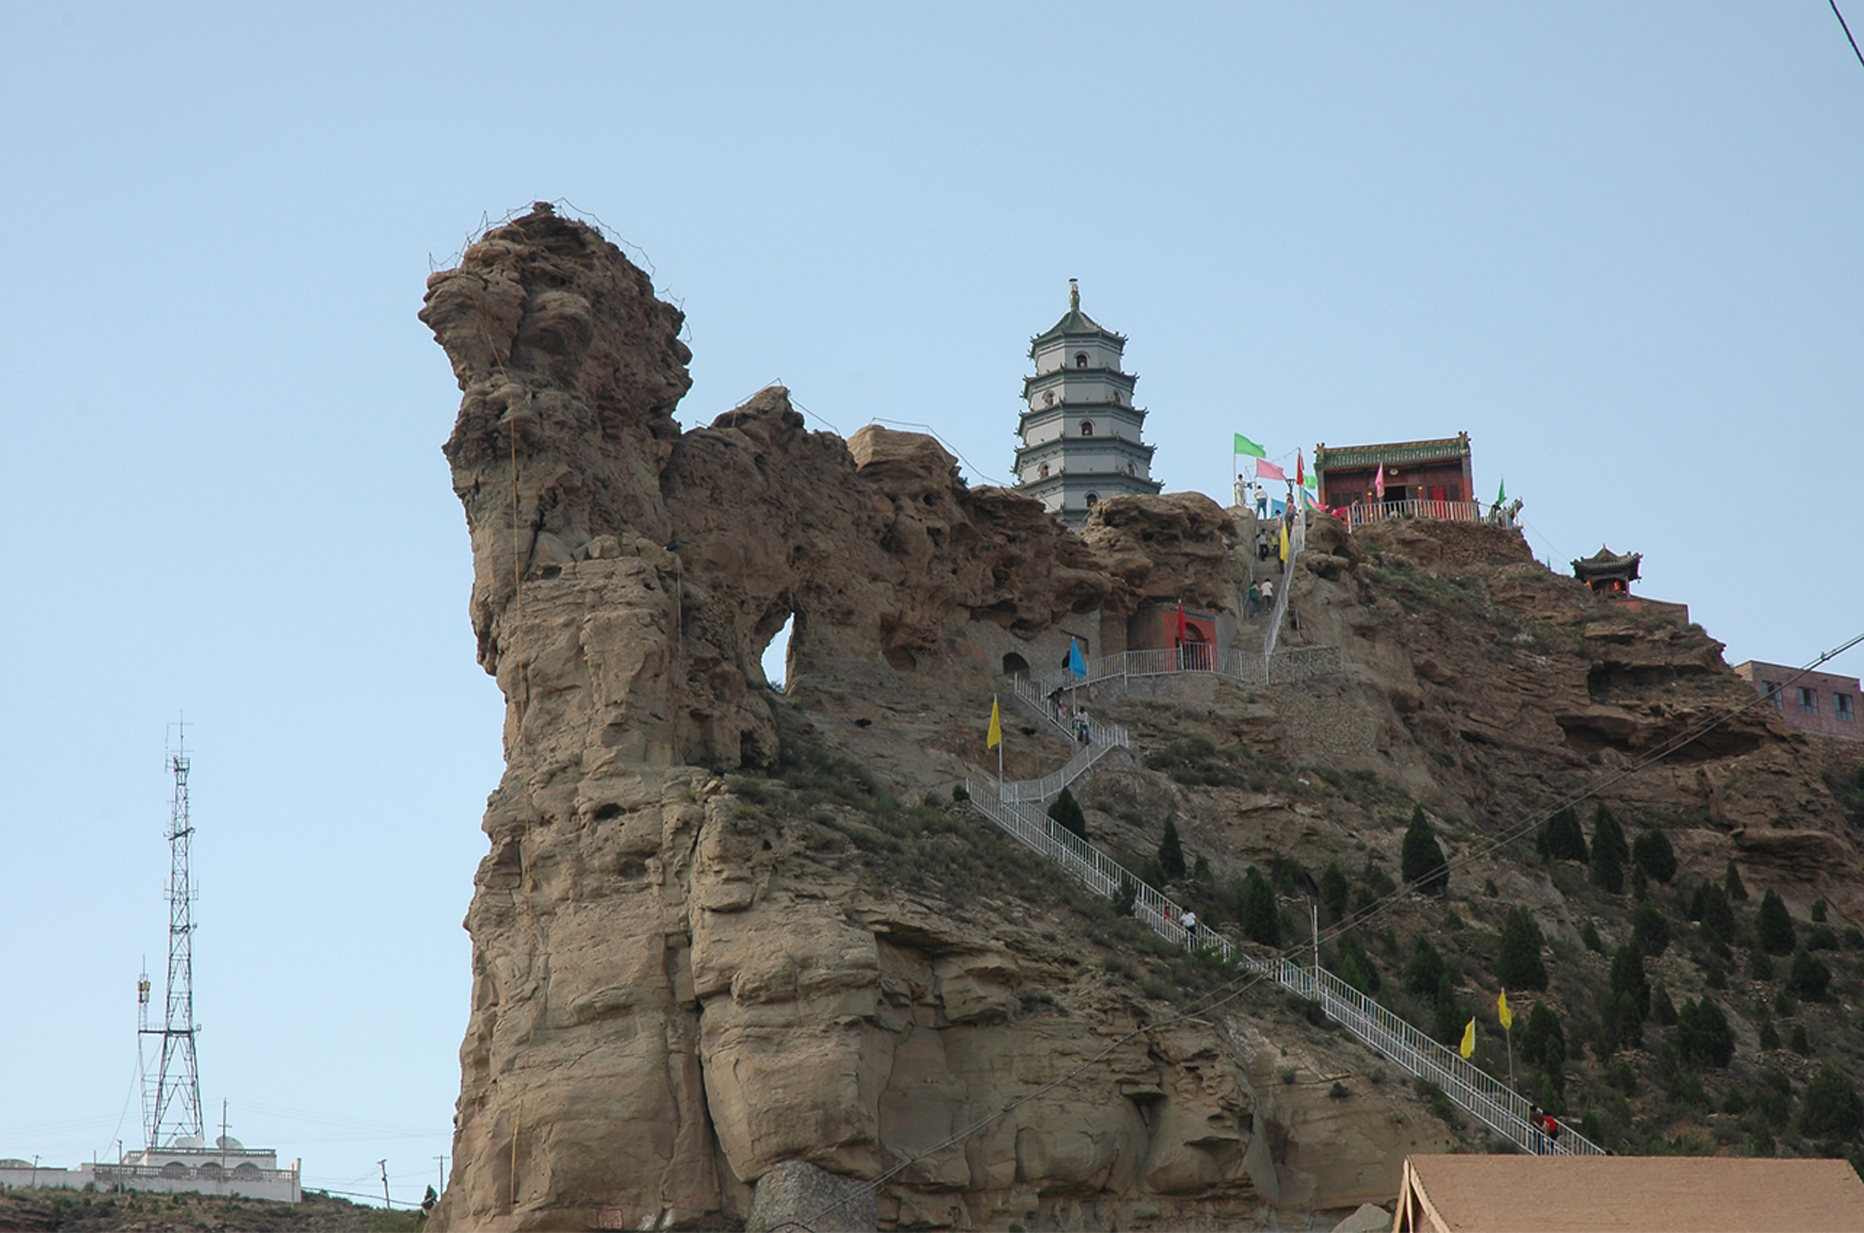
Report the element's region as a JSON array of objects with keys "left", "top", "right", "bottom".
[
  {"left": 1278, "top": 524, "right": 1290, "bottom": 562},
  {"left": 987, "top": 696, "right": 1002, "bottom": 749},
  {"left": 1497, "top": 990, "right": 1513, "bottom": 1032},
  {"left": 1460, "top": 1016, "right": 1476, "bottom": 1059}
]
